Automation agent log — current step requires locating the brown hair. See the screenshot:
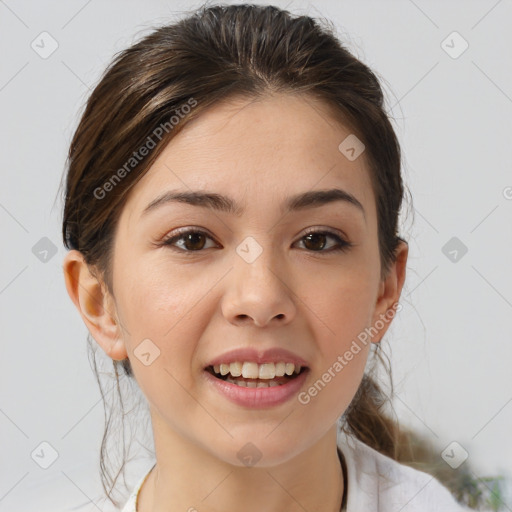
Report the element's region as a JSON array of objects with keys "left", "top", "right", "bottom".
[{"left": 60, "top": 2, "right": 469, "bottom": 507}]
